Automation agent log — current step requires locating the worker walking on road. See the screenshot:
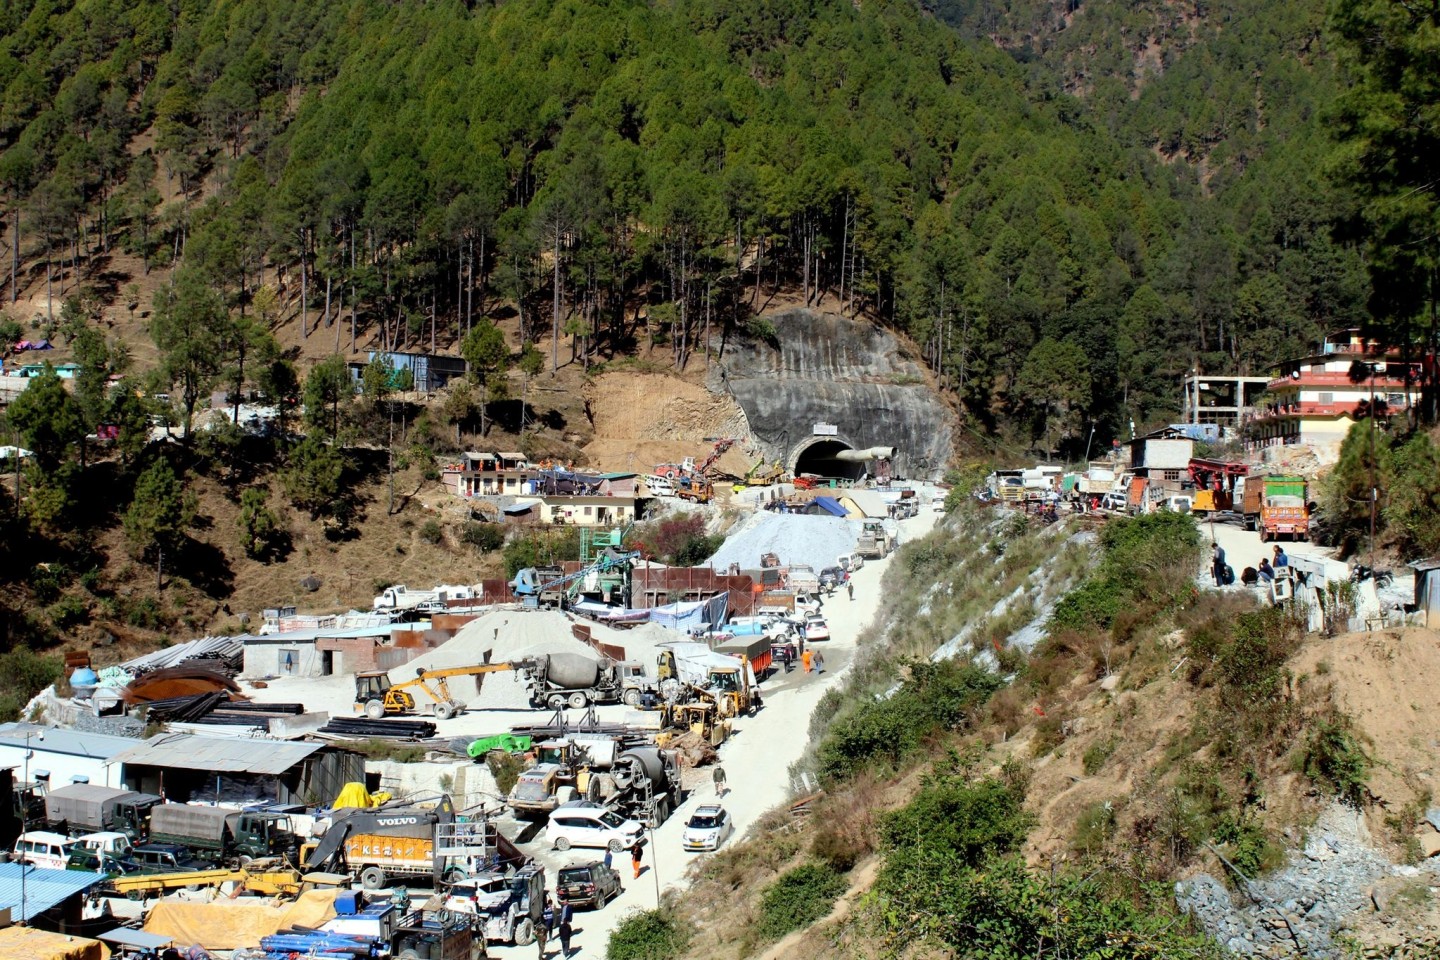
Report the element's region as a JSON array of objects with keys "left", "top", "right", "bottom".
[
  {"left": 847, "top": 580, "right": 854, "bottom": 600},
  {"left": 815, "top": 652, "right": 826, "bottom": 674},
  {"left": 713, "top": 764, "right": 728, "bottom": 797},
  {"left": 631, "top": 837, "right": 646, "bottom": 879},
  {"left": 557, "top": 897, "right": 574, "bottom": 957},
  {"left": 535, "top": 901, "right": 551, "bottom": 959},
  {"left": 802, "top": 649, "right": 814, "bottom": 673}
]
